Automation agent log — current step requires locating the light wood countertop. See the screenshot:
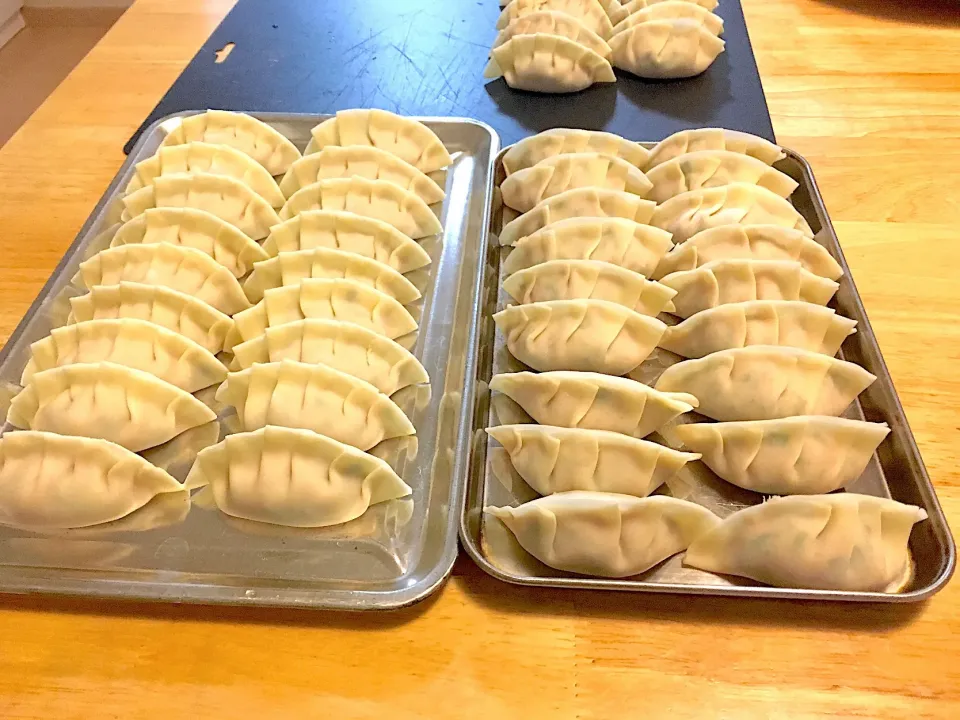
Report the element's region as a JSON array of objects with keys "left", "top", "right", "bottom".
[{"left": 0, "top": 0, "right": 958, "bottom": 717}]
